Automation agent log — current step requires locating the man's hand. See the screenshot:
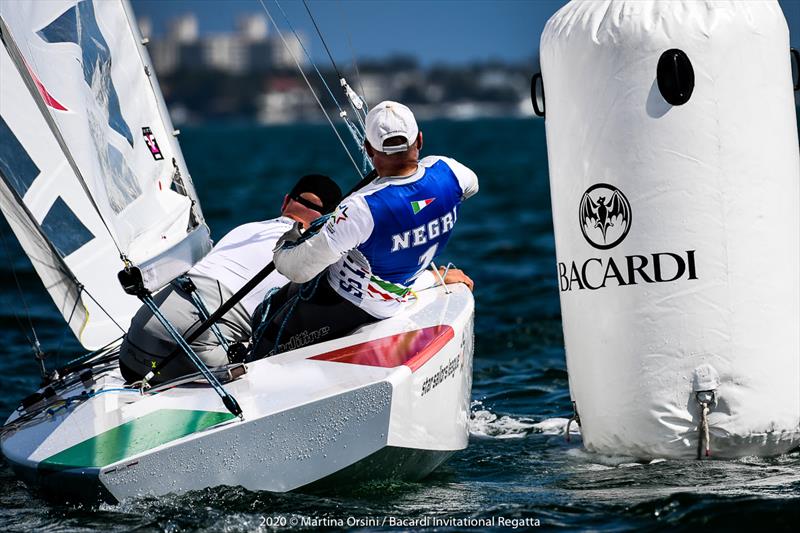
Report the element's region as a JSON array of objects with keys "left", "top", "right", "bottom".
[
  {"left": 273, "top": 221, "right": 304, "bottom": 252},
  {"left": 438, "top": 266, "right": 474, "bottom": 291}
]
